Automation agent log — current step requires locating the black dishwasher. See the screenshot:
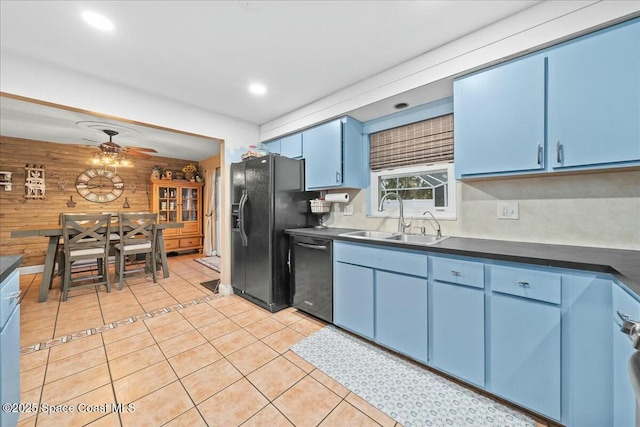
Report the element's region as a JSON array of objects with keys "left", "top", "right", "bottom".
[{"left": 290, "top": 235, "right": 332, "bottom": 323}]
